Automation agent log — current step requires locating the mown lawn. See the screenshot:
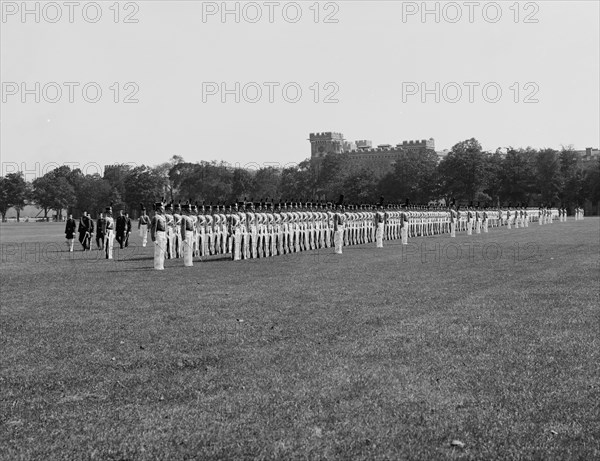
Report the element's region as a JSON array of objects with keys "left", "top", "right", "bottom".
[{"left": 1, "top": 219, "right": 598, "bottom": 460}]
